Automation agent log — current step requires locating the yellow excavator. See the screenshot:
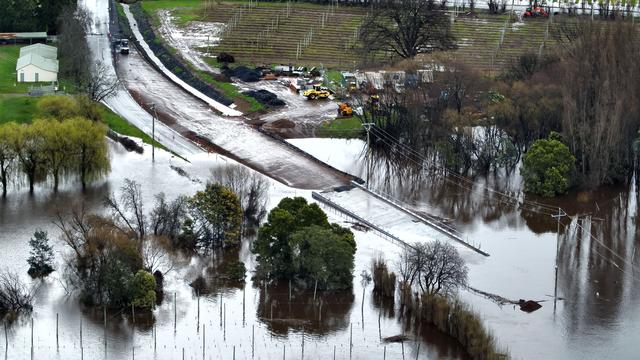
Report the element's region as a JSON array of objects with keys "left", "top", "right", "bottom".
[
  {"left": 338, "top": 103, "right": 353, "bottom": 117},
  {"left": 303, "top": 85, "right": 332, "bottom": 100}
]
